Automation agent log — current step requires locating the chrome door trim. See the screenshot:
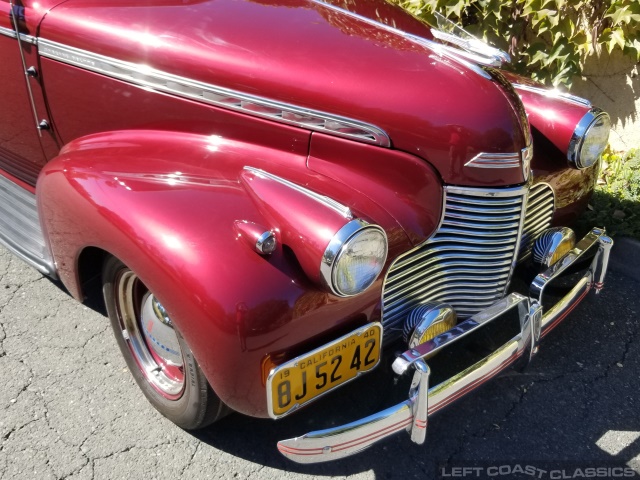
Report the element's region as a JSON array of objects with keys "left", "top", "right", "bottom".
[{"left": 0, "top": 25, "right": 37, "bottom": 44}]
